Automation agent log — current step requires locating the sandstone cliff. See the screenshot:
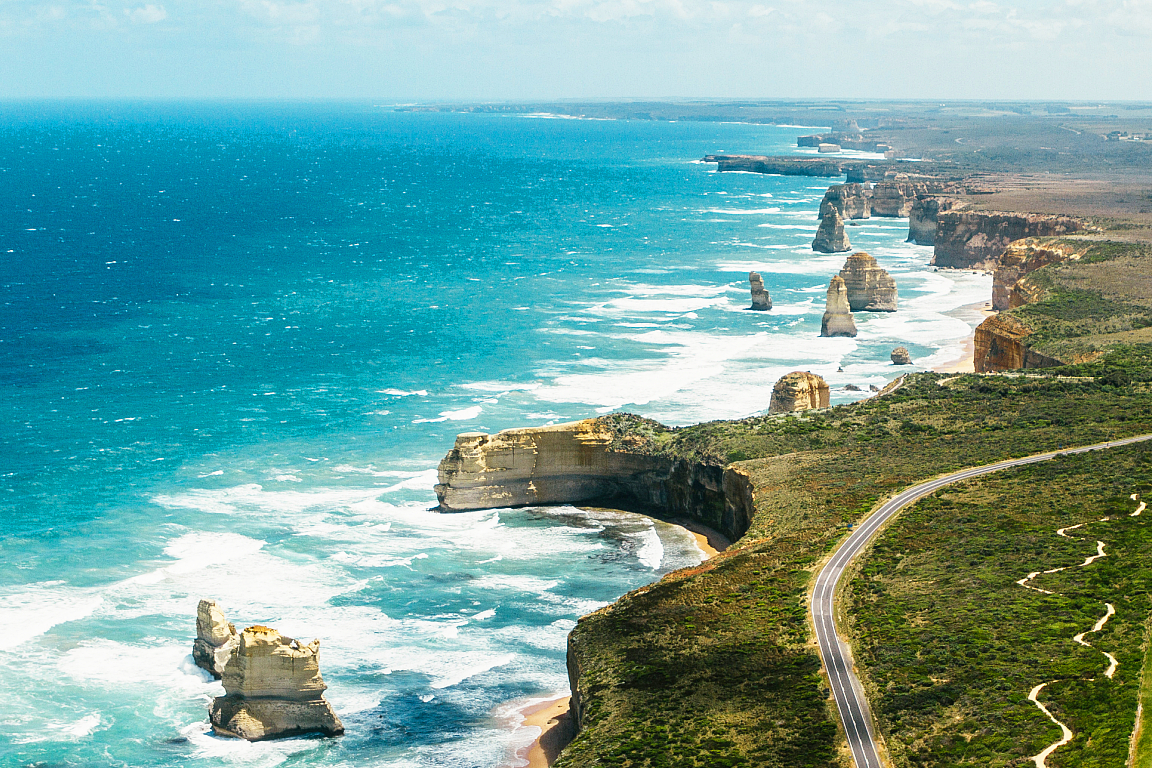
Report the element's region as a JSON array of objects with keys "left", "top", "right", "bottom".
[
  {"left": 932, "top": 212, "right": 1084, "bottom": 270},
  {"left": 973, "top": 314, "right": 1065, "bottom": 373},
  {"left": 991, "top": 238, "right": 1084, "bottom": 311},
  {"left": 838, "top": 252, "right": 897, "bottom": 312},
  {"left": 907, "top": 196, "right": 963, "bottom": 245},
  {"left": 820, "top": 276, "right": 857, "bottom": 337},
  {"left": 435, "top": 420, "right": 755, "bottom": 542},
  {"left": 818, "top": 183, "right": 870, "bottom": 220},
  {"left": 193, "top": 599, "right": 239, "bottom": 679},
  {"left": 812, "top": 210, "right": 851, "bottom": 253},
  {"left": 210, "top": 625, "right": 344, "bottom": 741},
  {"left": 768, "top": 372, "right": 830, "bottom": 414},
  {"left": 749, "top": 272, "right": 772, "bottom": 311}
]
